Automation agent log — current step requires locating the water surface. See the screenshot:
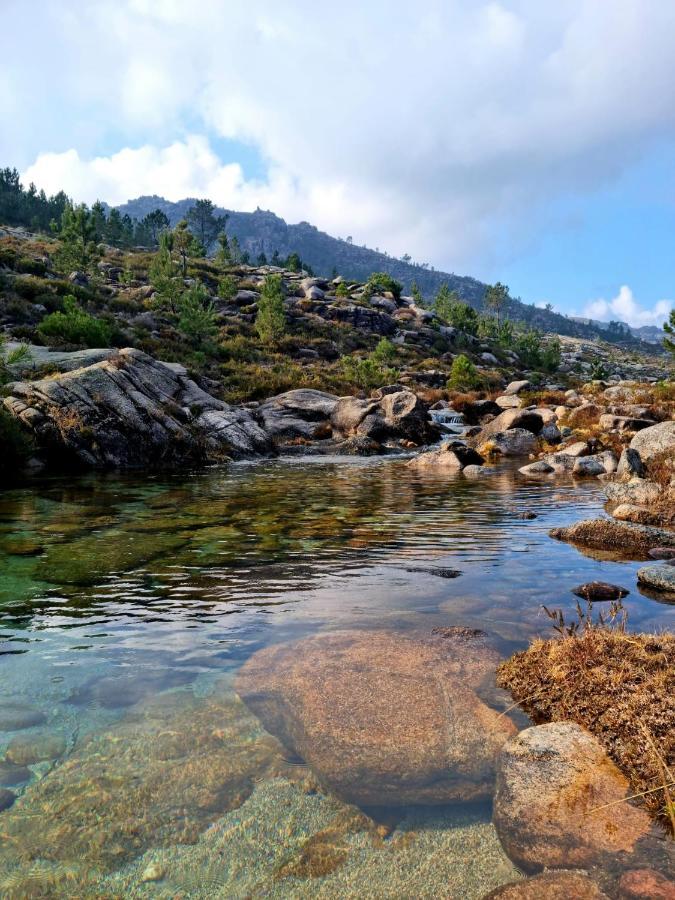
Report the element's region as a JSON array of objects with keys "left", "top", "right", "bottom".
[{"left": 0, "top": 457, "right": 672, "bottom": 897}]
